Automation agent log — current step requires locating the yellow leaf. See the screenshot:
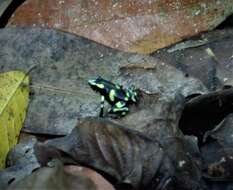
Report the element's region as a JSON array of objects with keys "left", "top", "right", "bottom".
[{"left": 0, "top": 71, "right": 29, "bottom": 169}]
